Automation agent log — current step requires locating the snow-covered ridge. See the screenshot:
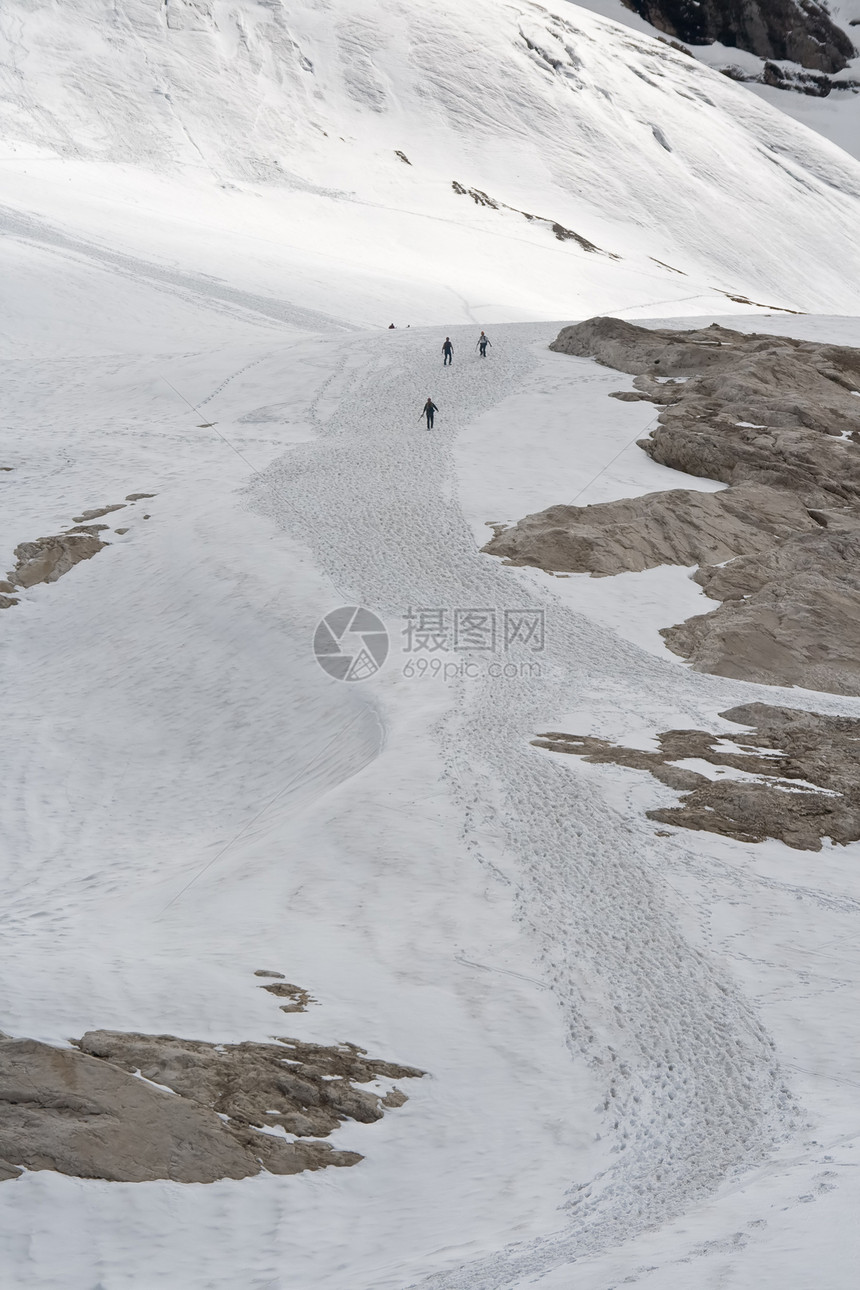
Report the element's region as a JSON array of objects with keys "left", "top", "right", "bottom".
[{"left": 4, "top": 0, "right": 860, "bottom": 323}]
